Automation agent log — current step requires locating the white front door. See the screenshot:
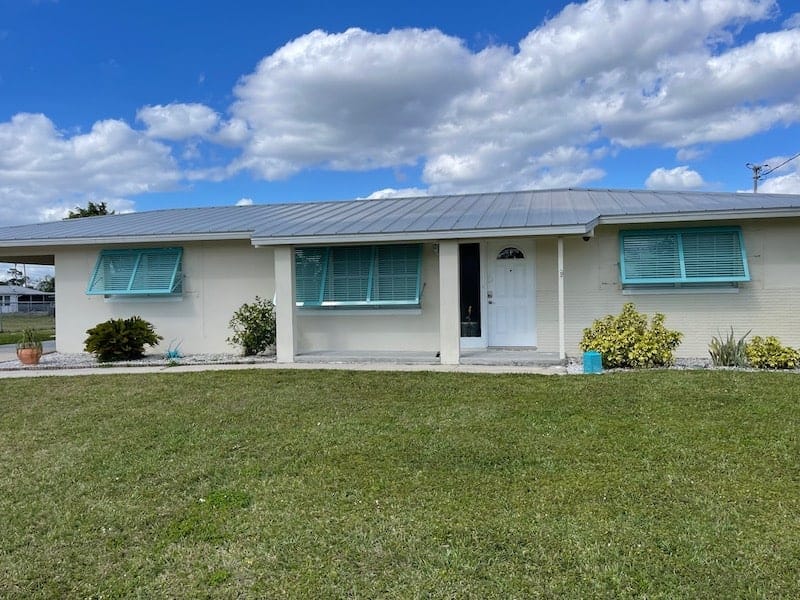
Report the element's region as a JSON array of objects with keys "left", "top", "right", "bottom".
[{"left": 487, "top": 240, "right": 536, "bottom": 347}]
